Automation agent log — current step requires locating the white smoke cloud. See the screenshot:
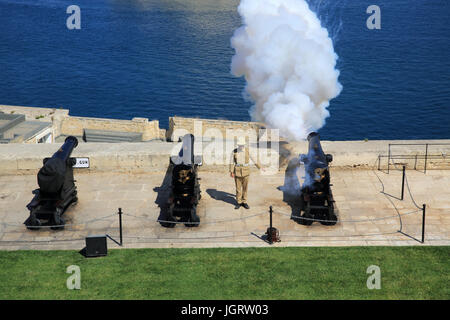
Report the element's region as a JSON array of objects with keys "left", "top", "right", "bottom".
[{"left": 231, "top": 0, "right": 342, "bottom": 140}]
